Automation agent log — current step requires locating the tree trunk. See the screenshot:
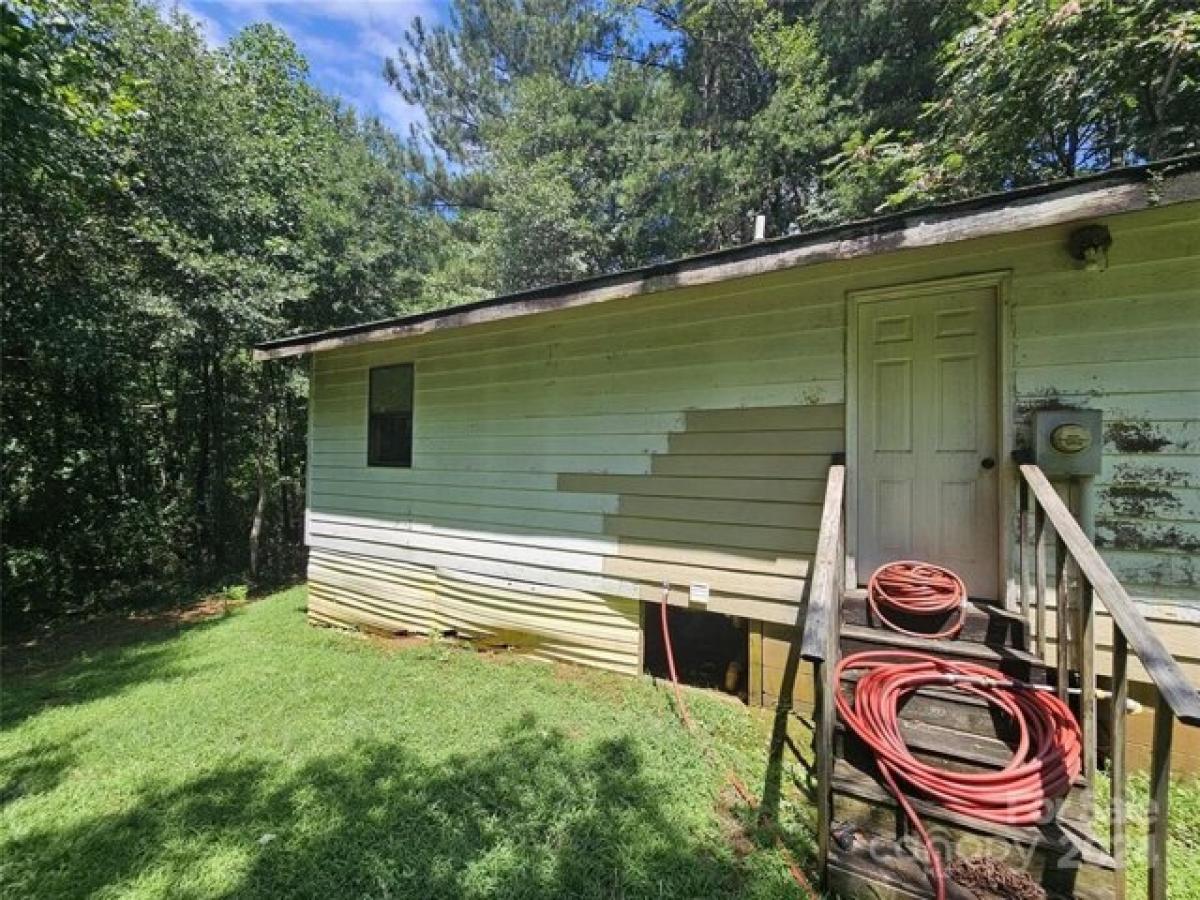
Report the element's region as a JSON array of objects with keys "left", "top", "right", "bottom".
[
  {"left": 249, "top": 451, "right": 266, "bottom": 581},
  {"left": 211, "top": 349, "right": 228, "bottom": 568},
  {"left": 195, "top": 350, "right": 212, "bottom": 574}
]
